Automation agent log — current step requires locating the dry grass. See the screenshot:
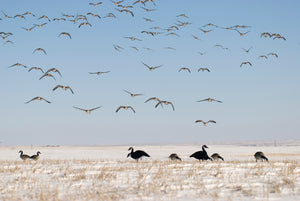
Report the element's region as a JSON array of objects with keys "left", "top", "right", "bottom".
[{"left": 0, "top": 159, "right": 299, "bottom": 200}]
